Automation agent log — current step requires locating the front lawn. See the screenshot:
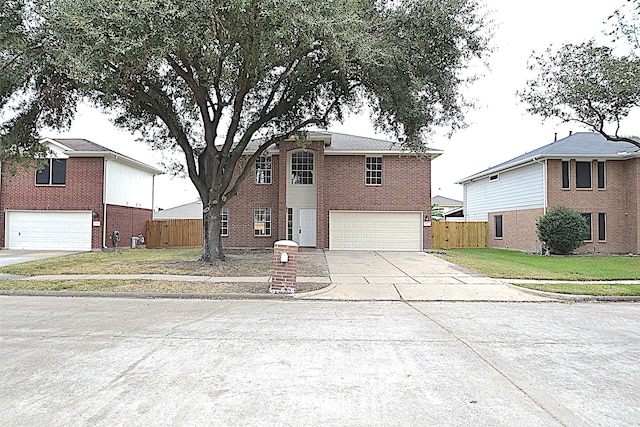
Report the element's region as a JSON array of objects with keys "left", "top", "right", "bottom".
[
  {"left": 436, "top": 249, "right": 640, "bottom": 281},
  {"left": 0, "top": 248, "right": 329, "bottom": 277}
]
